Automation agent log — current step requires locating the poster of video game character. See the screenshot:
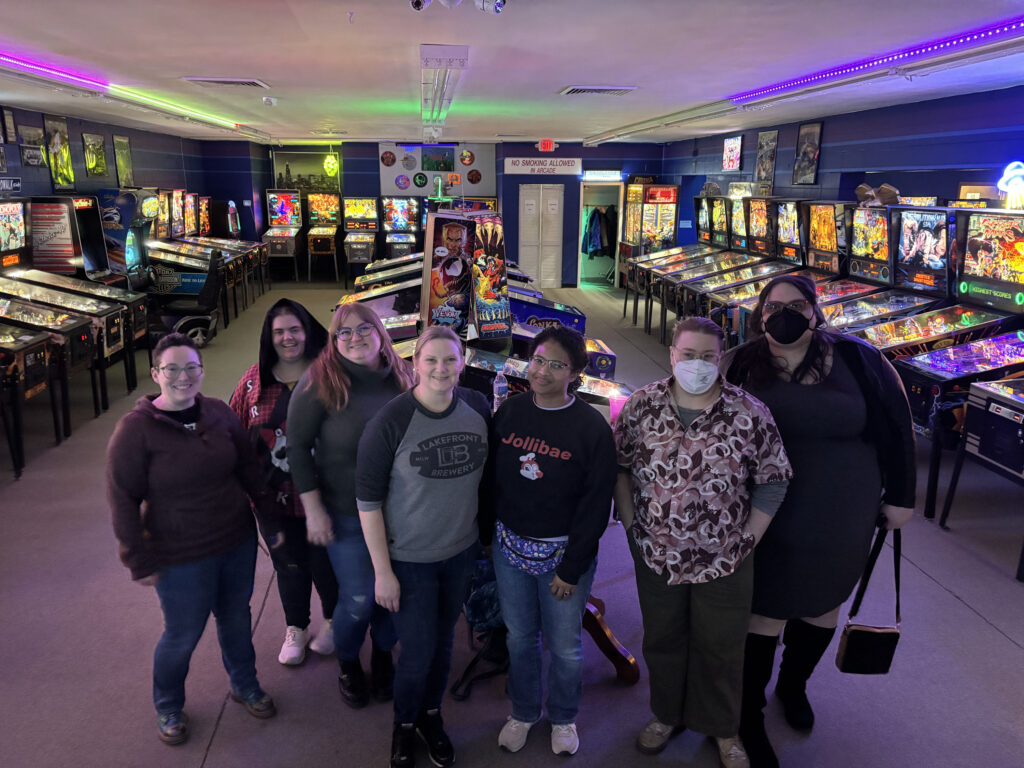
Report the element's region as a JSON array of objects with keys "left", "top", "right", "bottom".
[
  {"left": 422, "top": 214, "right": 474, "bottom": 334},
  {"left": 470, "top": 215, "right": 511, "bottom": 340},
  {"left": 964, "top": 214, "right": 1024, "bottom": 285},
  {"left": 897, "top": 211, "right": 947, "bottom": 271}
]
